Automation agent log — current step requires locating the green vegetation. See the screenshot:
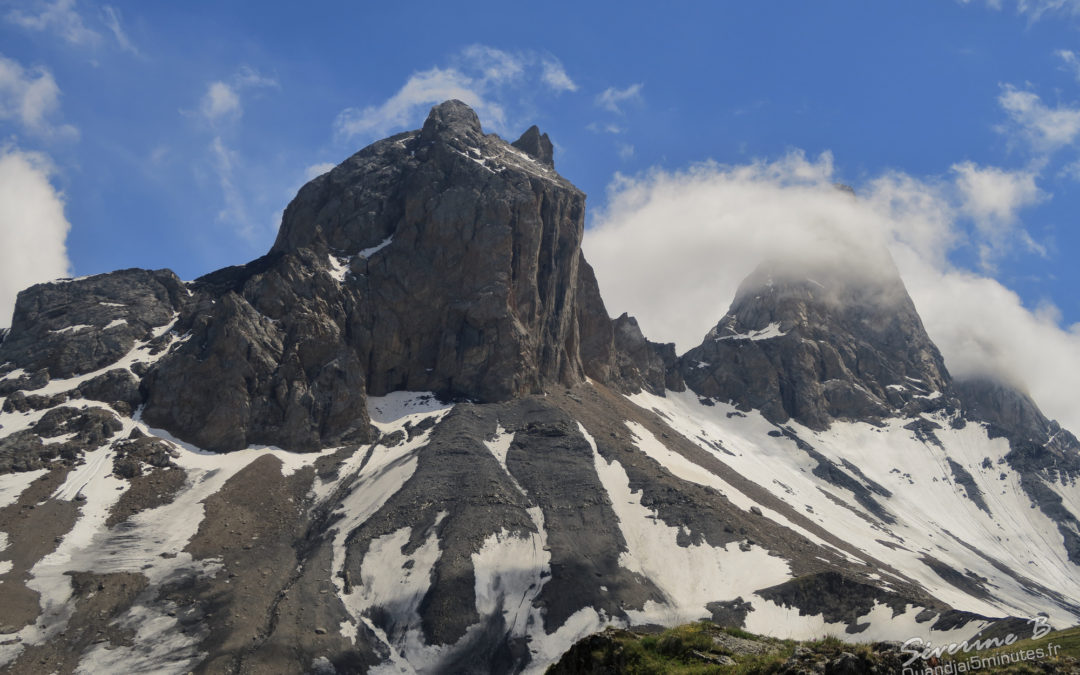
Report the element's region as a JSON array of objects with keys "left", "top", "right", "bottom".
[{"left": 545, "top": 621, "right": 1080, "bottom": 674}]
